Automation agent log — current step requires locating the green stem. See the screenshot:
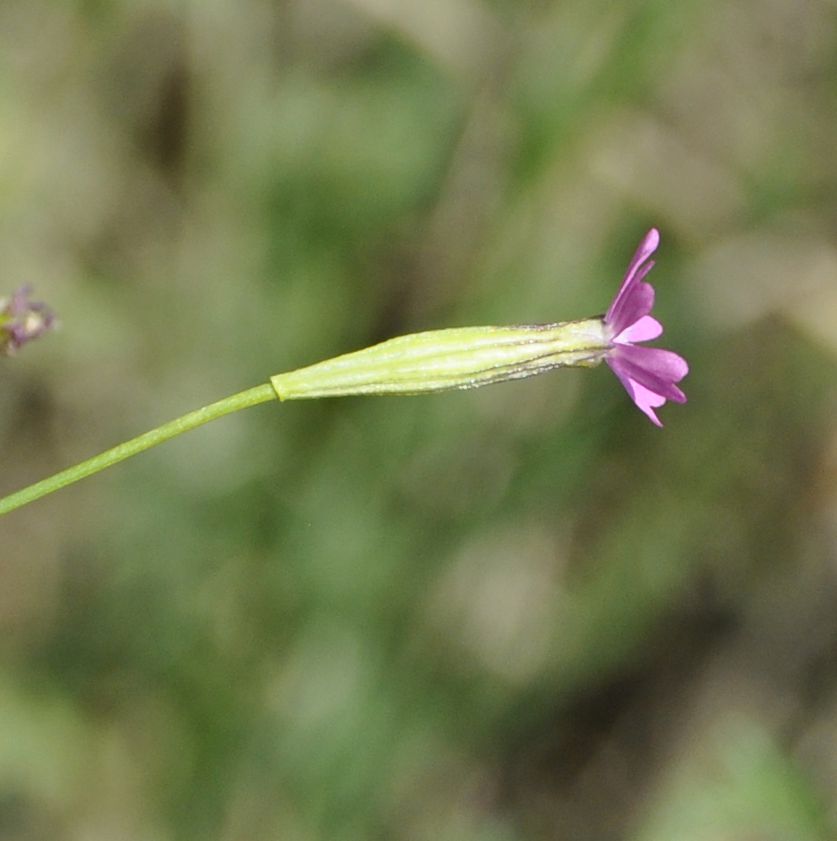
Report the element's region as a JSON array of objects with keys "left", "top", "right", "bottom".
[
  {"left": 0, "top": 317, "right": 612, "bottom": 516},
  {"left": 0, "top": 383, "right": 276, "bottom": 516}
]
